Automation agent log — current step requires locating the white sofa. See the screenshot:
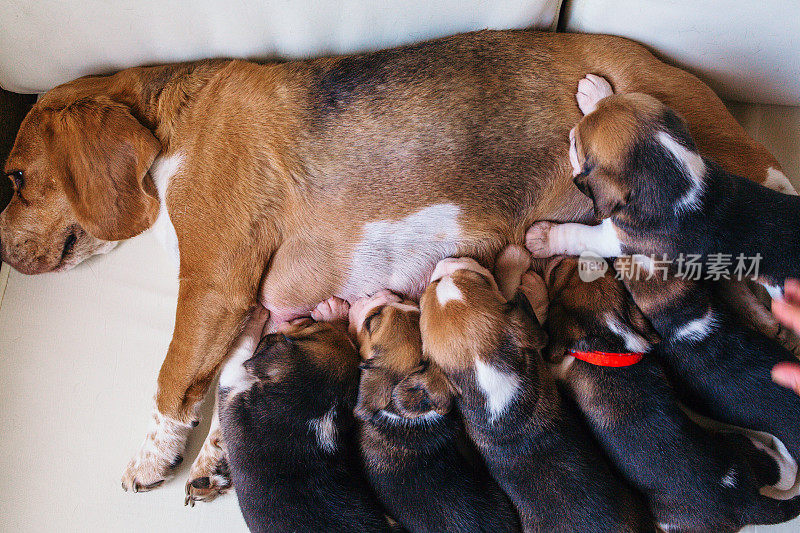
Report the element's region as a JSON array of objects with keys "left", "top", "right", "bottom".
[{"left": 0, "top": 1, "right": 798, "bottom": 531}]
